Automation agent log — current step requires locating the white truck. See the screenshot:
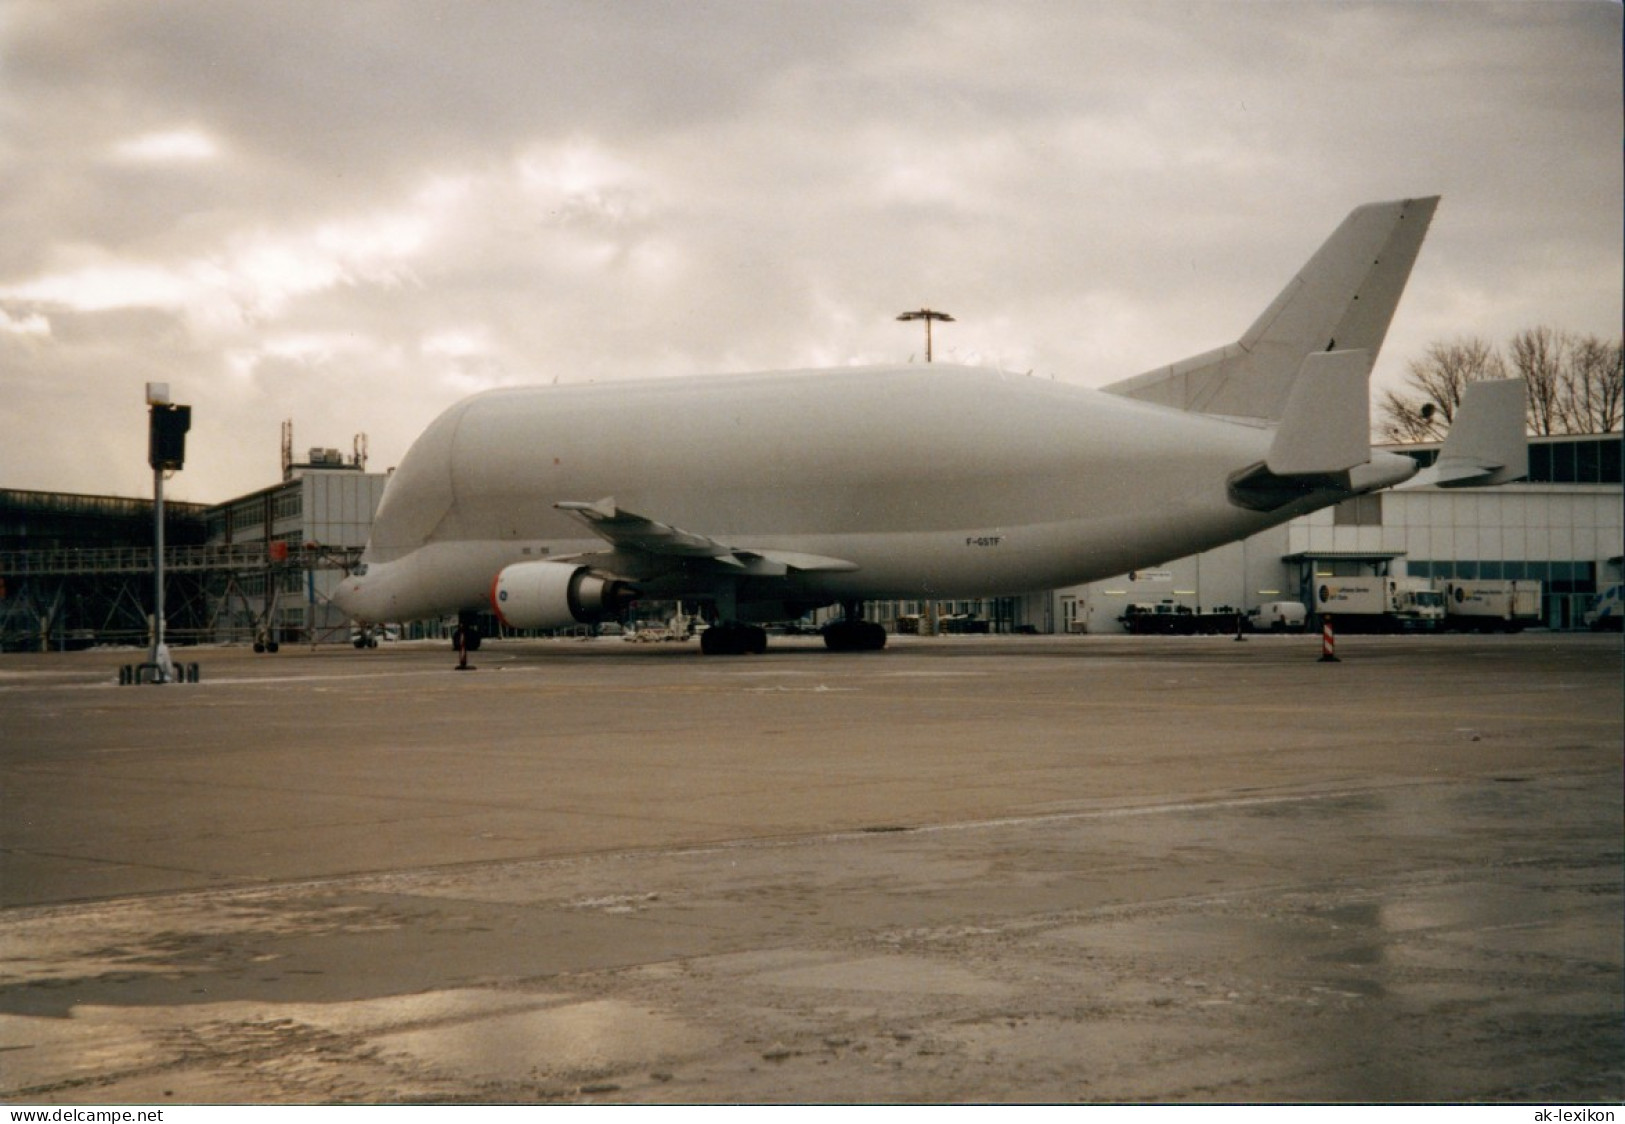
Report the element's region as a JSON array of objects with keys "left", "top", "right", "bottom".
[
  {"left": 1436, "top": 579, "right": 1542, "bottom": 632},
  {"left": 1584, "top": 584, "right": 1622, "bottom": 631},
  {"left": 1245, "top": 600, "right": 1308, "bottom": 632},
  {"left": 1312, "top": 578, "right": 1445, "bottom": 633}
]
